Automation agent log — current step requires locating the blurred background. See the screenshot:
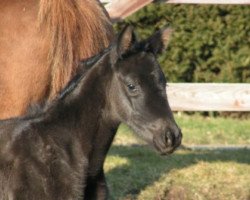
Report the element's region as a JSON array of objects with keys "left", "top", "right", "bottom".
[{"left": 116, "top": 4, "right": 250, "bottom": 84}]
